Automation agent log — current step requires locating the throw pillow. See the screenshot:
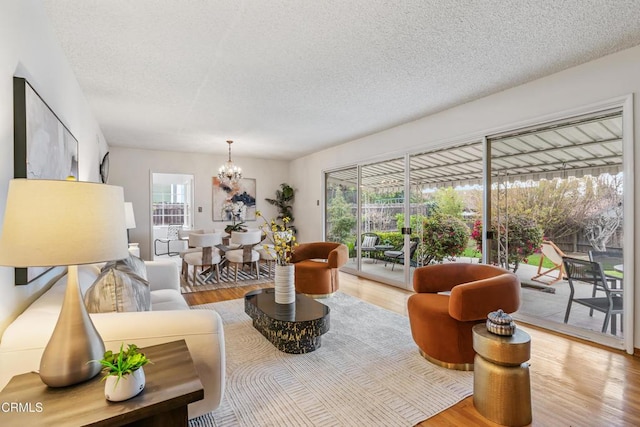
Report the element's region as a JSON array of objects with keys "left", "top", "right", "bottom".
[
  {"left": 102, "top": 254, "right": 147, "bottom": 280},
  {"left": 84, "top": 267, "right": 151, "bottom": 313},
  {"left": 362, "top": 235, "right": 377, "bottom": 248}
]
